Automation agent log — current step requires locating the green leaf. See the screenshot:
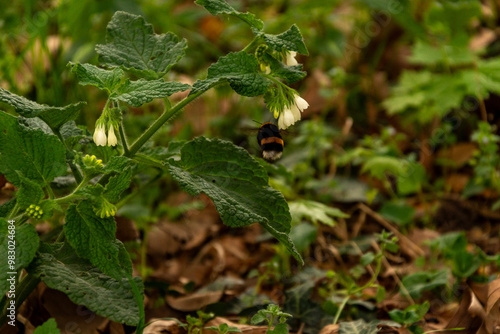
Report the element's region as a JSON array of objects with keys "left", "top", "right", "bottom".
[
  {"left": 263, "top": 53, "right": 306, "bottom": 84},
  {"left": 262, "top": 25, "right": 308, "bottom": 55},
  {"left": 339, "top": 319, "right": 400, "bottom": 334},
  {"left": 0, "top": 113, "right": 67, "bottom": 186},
  {"left": 195, "top": 0, "right": 264, "bottom": 30},
  {"left": 0, "top": 219, "right": 39, "bottom": 295},
  {"left": 361, "top": 156, "right": 405, "bottom": 180},
  {"left": 17, "top": 173, "right": 45, "bottom": 210},
  {"left": 111, "top": 79, "right": 191, "bottom": 107},
  {"left": 396, "top": 162, "right": 426, "bottom": 195},
  {"left": 452, "top": 251, "right": 481, "bottom": 278},
  {"left": 251, "top": 312, "right": 267, "bottom": 325},
  {"left": 269, "top": 323, "right": 288, "bottom": 334},
  {"left": 96, "top": 11, "right": 187, "bottom": 79},
  {"left": 33, "top": 318, "right": 60, "bottom": 334},
  {"left": 103, "top": 156, "right": 134, "bottom": 173},
  {"left": 191, "top": 51, "right": 270, "bottom": 97},
  {"left": 379, "top": 202, "right": 415, "bottom": 226},
  {"left": 104, "top": 167, "right": 133, "bottom": 202},
  {"left": 389, "top": 302, "right": 430, "bottom": 325},
  {"left": 29, "top": 242, "right": 143, "bottom": 325},
  {"left": 401, "top": 270, "right": 448, "bottom": 299},
  {"left": 0, "top": 198, "right": 16, "bottom": 218},
  {"left": 64, "top": 201, "right": 121, "bottom": 279},
  {"left": 68, "top": 62, "right": 124, "bottom": 93},
  {"left": 167, "top": 136, "right": 301, "bottom": 263},
  {"left": 0, "top": 88, "right": 85, "bottom": 130},
  {"left": 288, "top": 200, "right": 349, "bottom": 226},
  {"left": 290, "top": 223, "right": 317, "bottom": 253},
  {"left": 283, "top": 281, "right": 332, "bottom": 332}
]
